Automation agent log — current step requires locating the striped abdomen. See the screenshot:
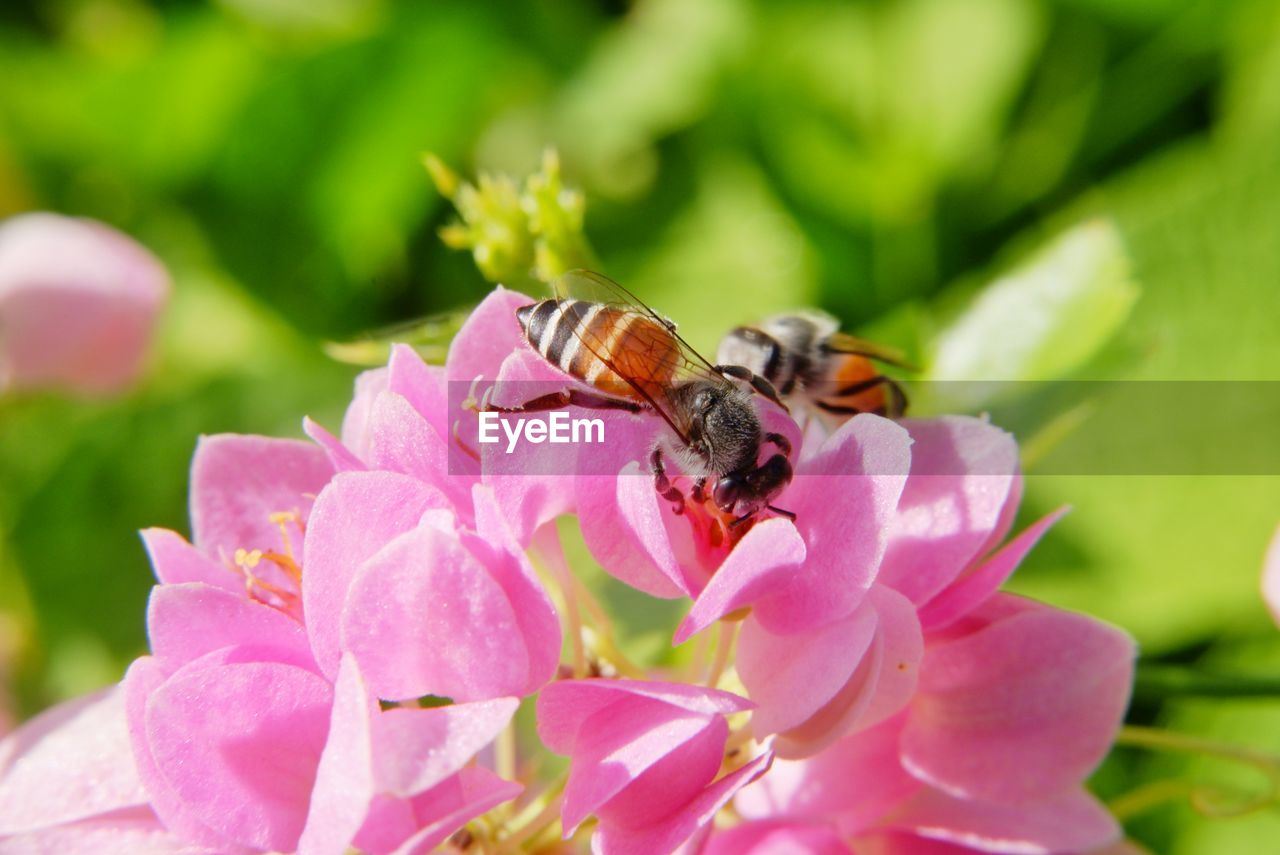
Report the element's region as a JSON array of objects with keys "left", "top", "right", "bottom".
[{"left": 516, "top": 299, "right": 681, "bottom": 399}]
